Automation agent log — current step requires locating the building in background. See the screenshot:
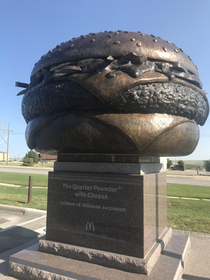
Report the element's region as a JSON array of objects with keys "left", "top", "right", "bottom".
[
  {"left": 0, "top": 151, "right": 9, "bottom": 161},
  {"left": 37, "top": 153, "right": 57, "bottom": 162}
]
